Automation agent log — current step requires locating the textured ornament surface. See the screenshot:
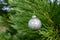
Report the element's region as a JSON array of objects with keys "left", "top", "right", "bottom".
[{"left": 28, "top": 16, "right": 42, "bottom": 30}]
